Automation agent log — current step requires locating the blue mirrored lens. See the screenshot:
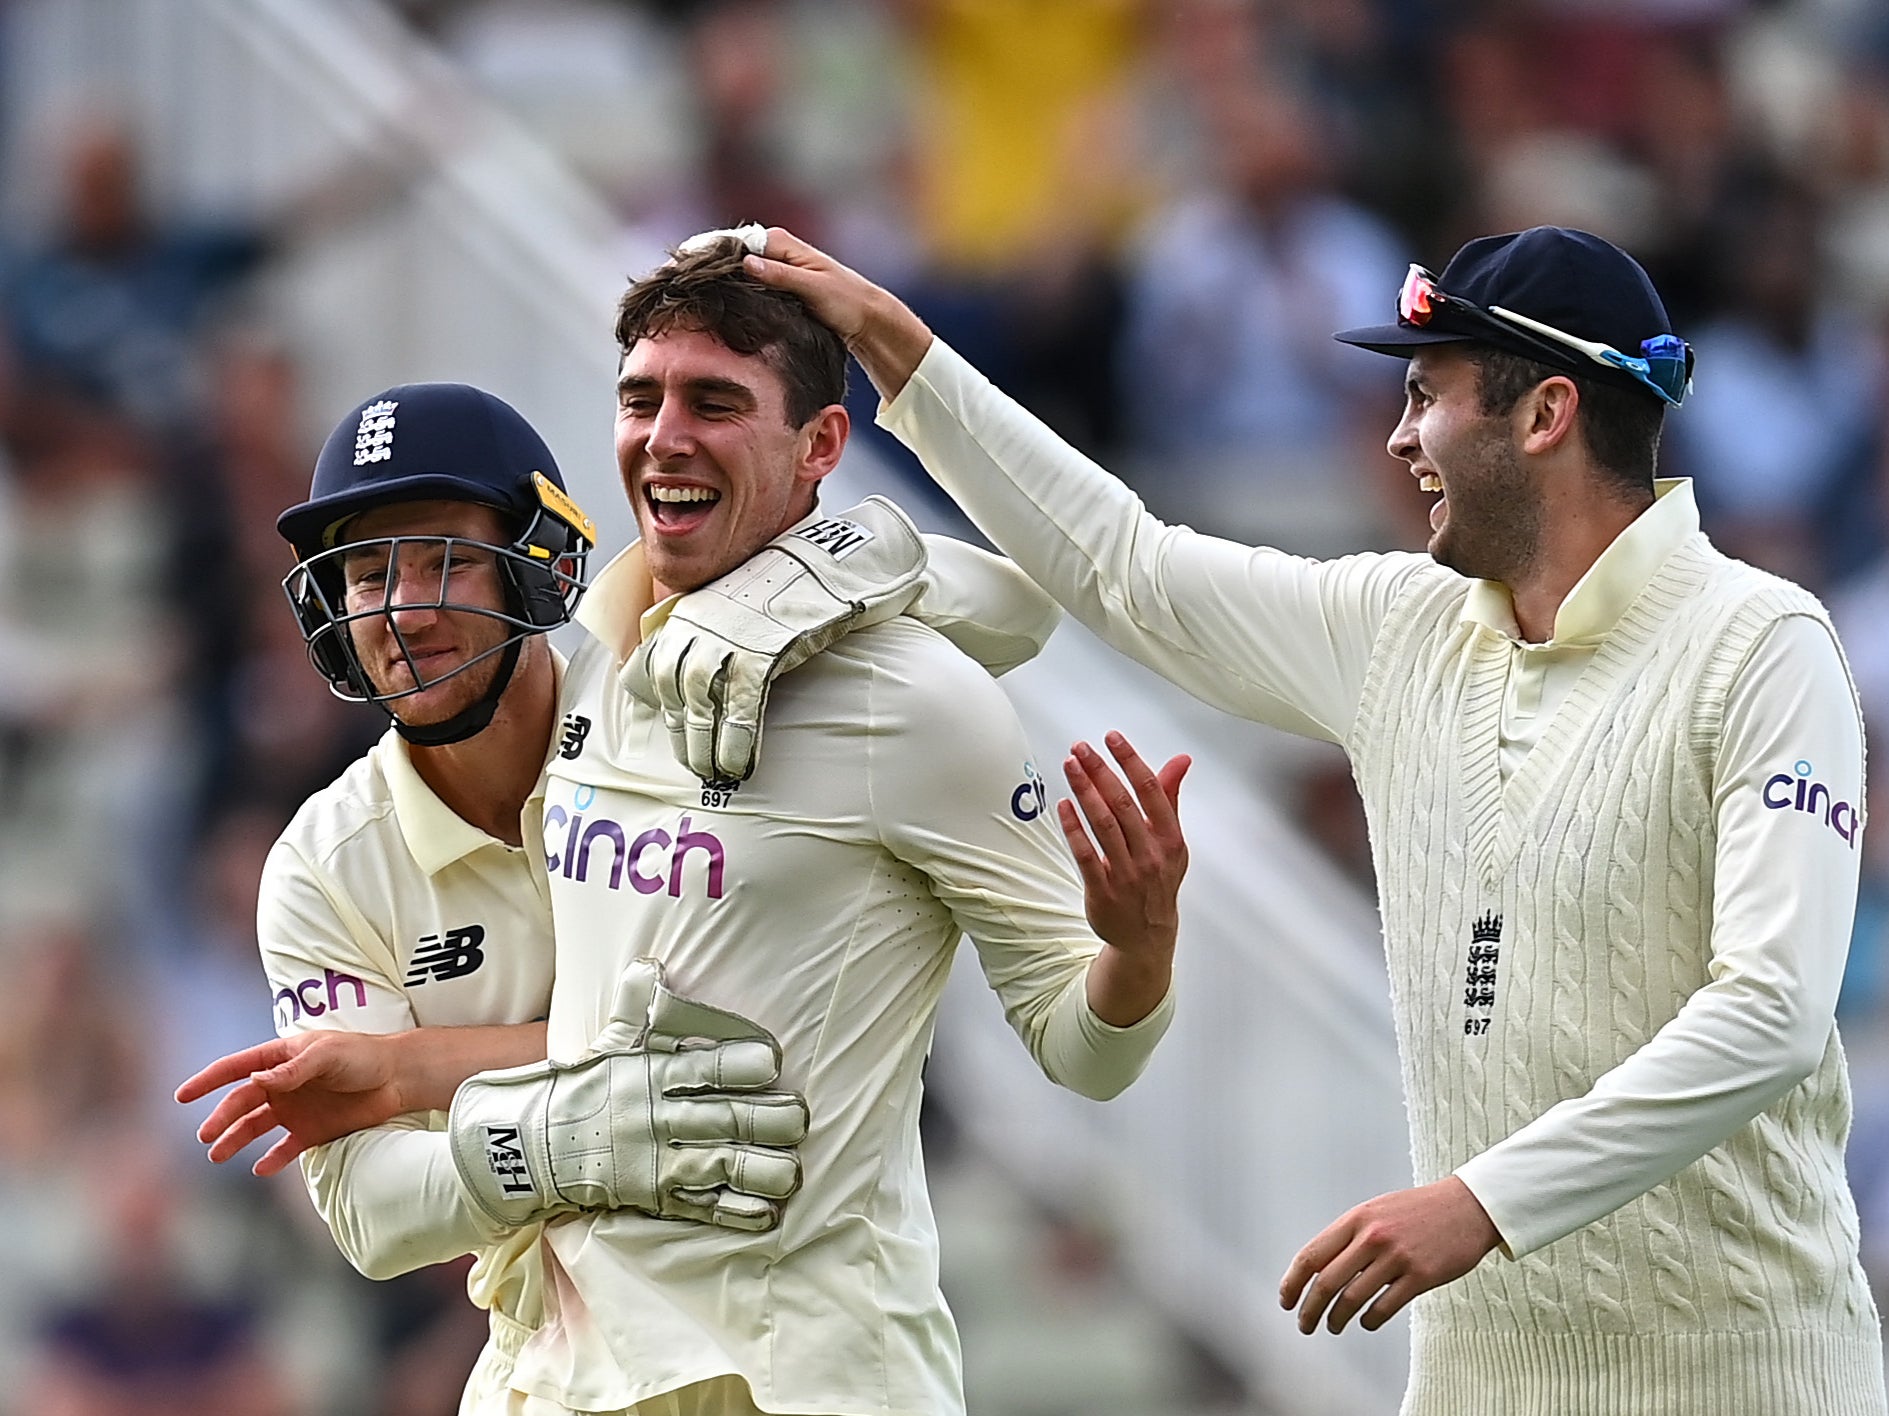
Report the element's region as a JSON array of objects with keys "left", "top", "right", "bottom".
[{"left": 1639, "top": 335, "right": 1691, "bottom": 404}]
